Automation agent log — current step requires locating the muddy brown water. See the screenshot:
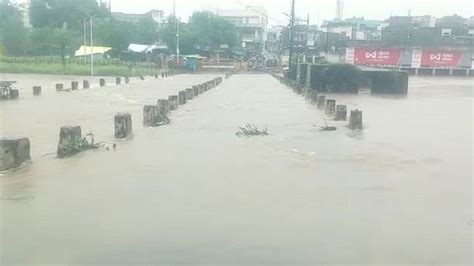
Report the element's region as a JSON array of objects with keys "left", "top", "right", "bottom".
[{"left": 0, "top": 74, "right": 472, "bottom": 265}]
